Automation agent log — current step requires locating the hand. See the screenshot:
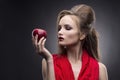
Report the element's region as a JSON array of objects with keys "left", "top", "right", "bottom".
[{"left": 32, "top": 35, "right": 52, "bottom": 60}]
